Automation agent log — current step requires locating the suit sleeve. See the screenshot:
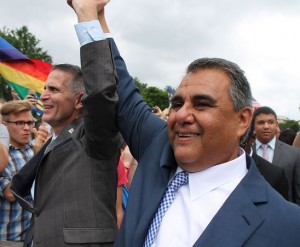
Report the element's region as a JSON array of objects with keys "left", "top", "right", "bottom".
[
  {"left": 109, "top": 38, "right": 167, "bottom": 160},
  {"left": 80, "top": 39, "right": 120, "bottom": 159}
]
